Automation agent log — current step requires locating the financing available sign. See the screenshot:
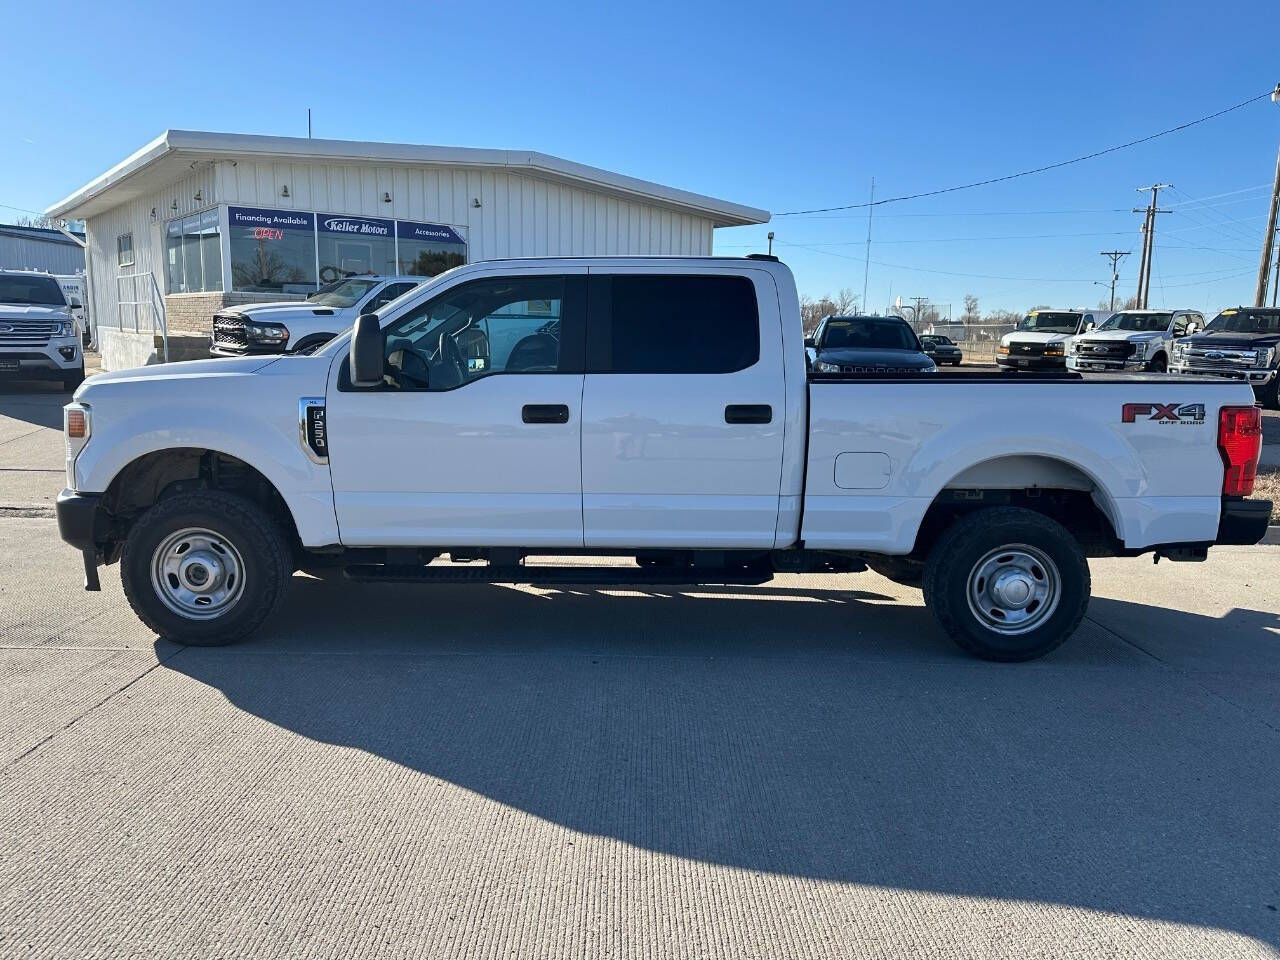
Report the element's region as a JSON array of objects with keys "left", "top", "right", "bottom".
[{"left": 228, "top": 206, "right": 314, "bottom": 234}]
